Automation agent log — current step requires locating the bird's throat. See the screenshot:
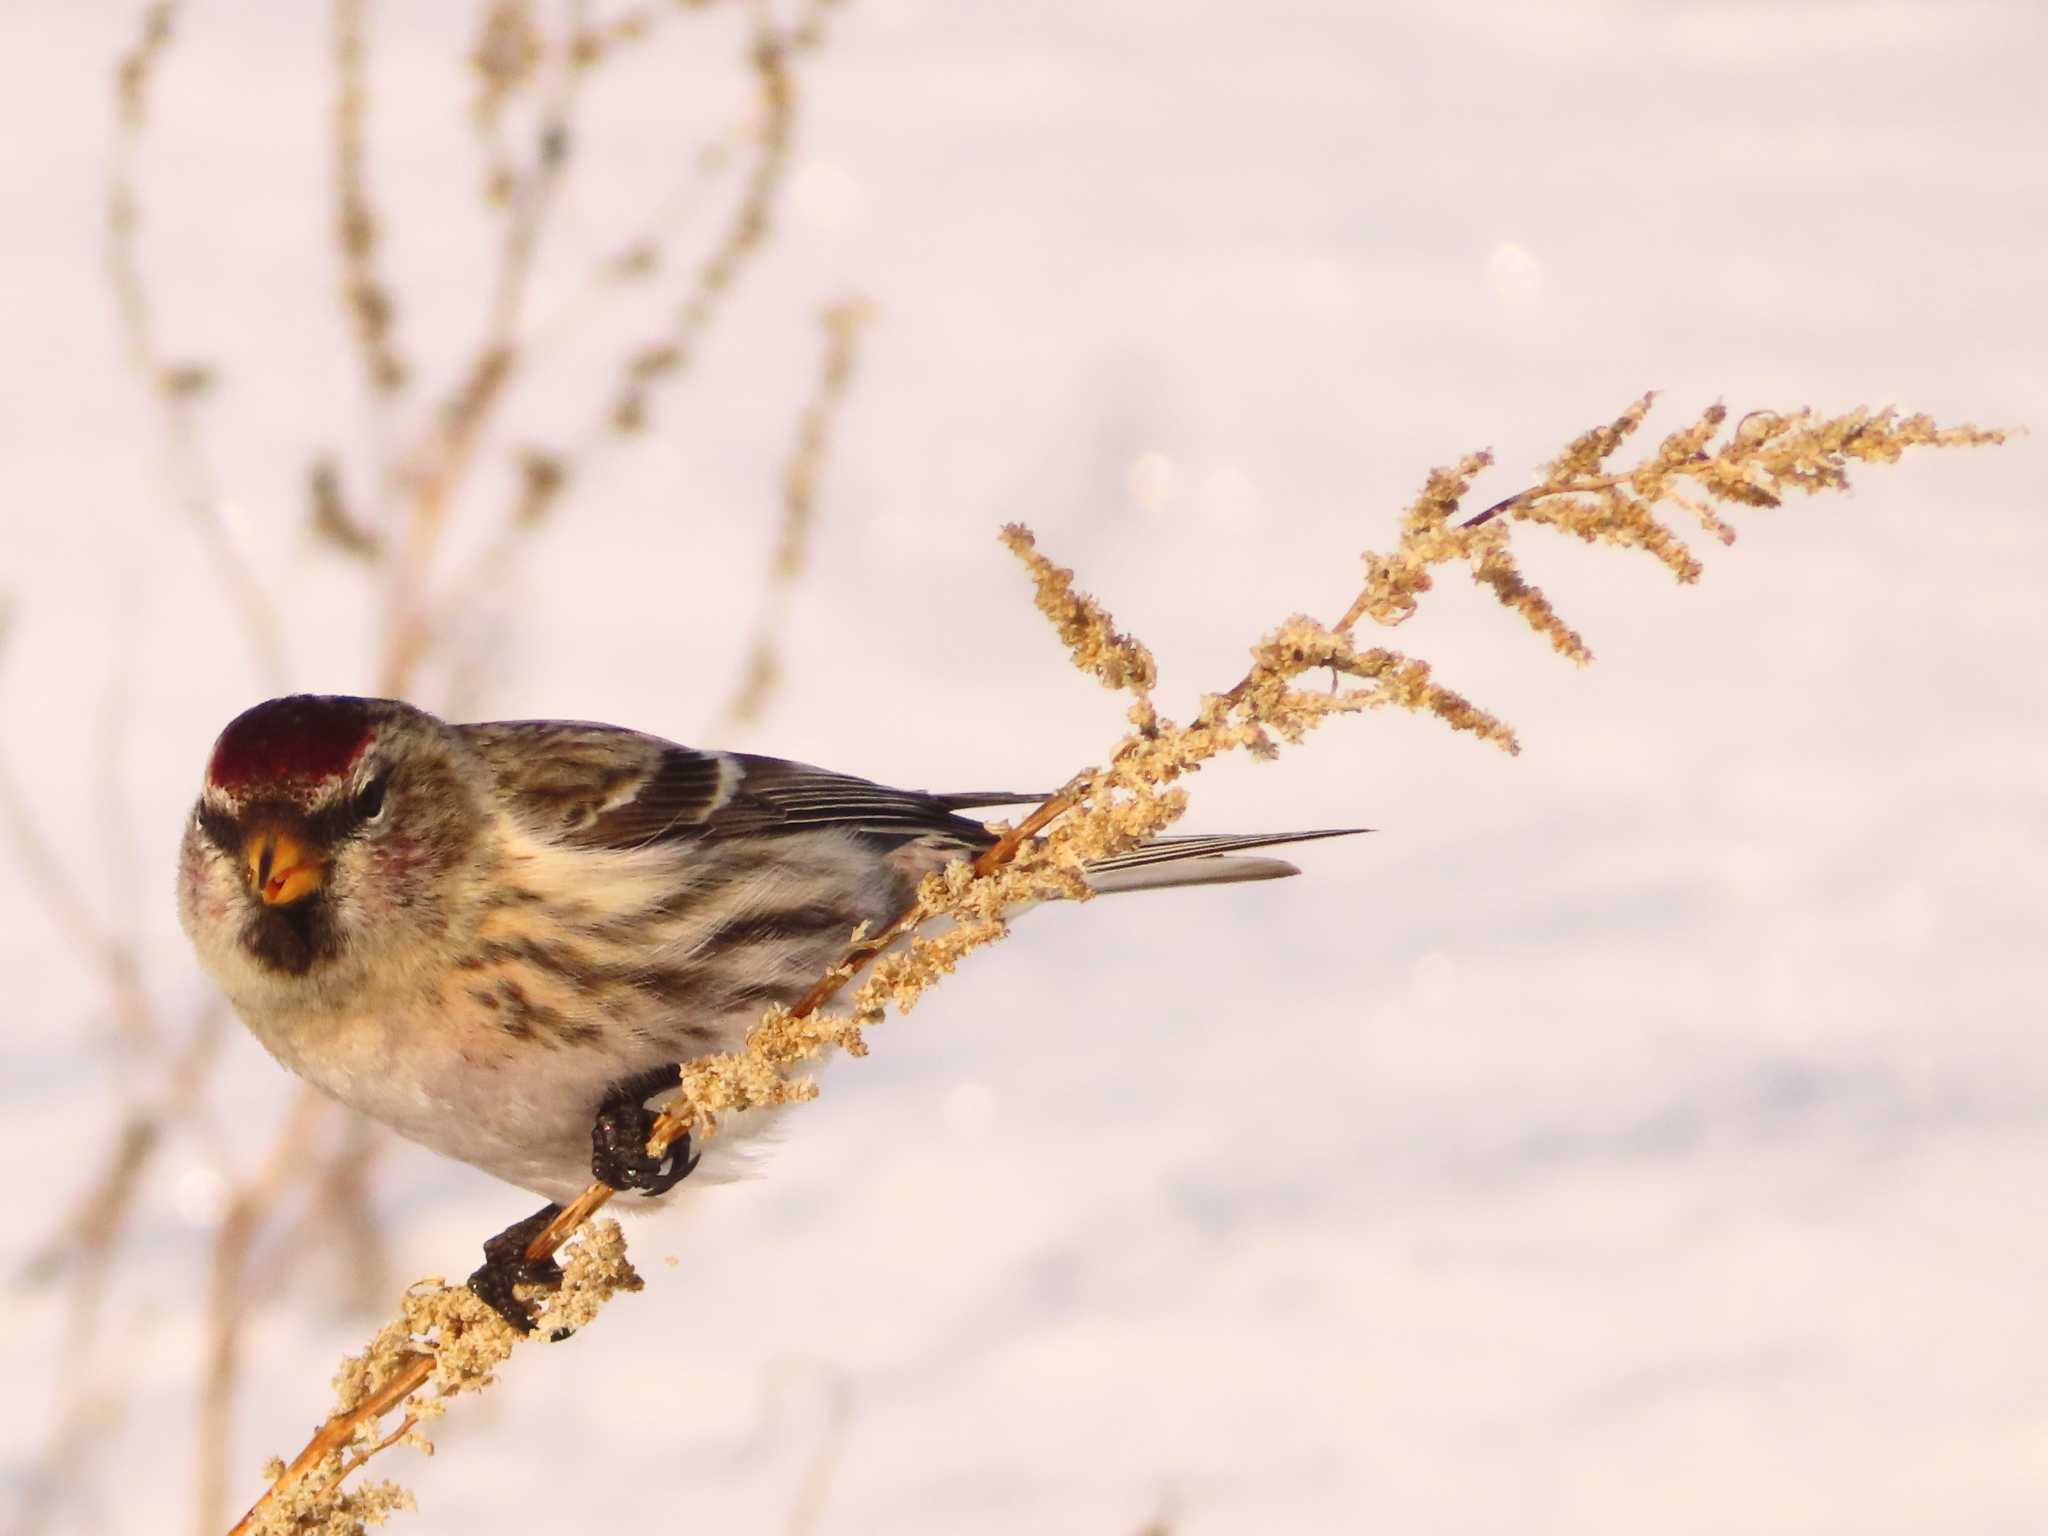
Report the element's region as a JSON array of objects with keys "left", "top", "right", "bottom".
[{"left": 242, "top": 891, "right": 340, "bottom": 977}]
